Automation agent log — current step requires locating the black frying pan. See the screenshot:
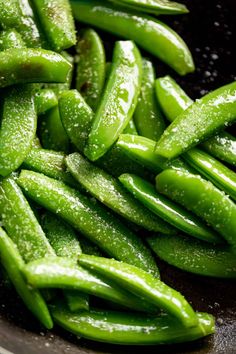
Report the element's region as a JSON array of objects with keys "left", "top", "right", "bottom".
[{"left": 0, "top": 0, "right": 235, "bottom": 353}]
